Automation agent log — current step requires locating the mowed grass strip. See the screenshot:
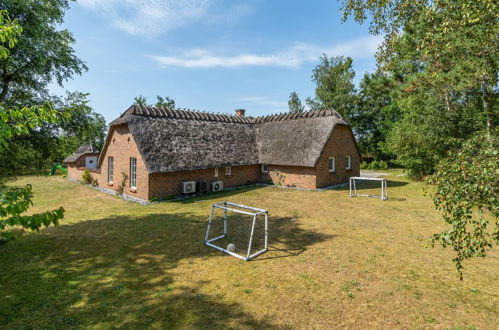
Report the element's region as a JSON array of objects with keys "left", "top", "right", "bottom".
[{"left": 1, "top": 173, "right": 497, "bottom": 329}]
